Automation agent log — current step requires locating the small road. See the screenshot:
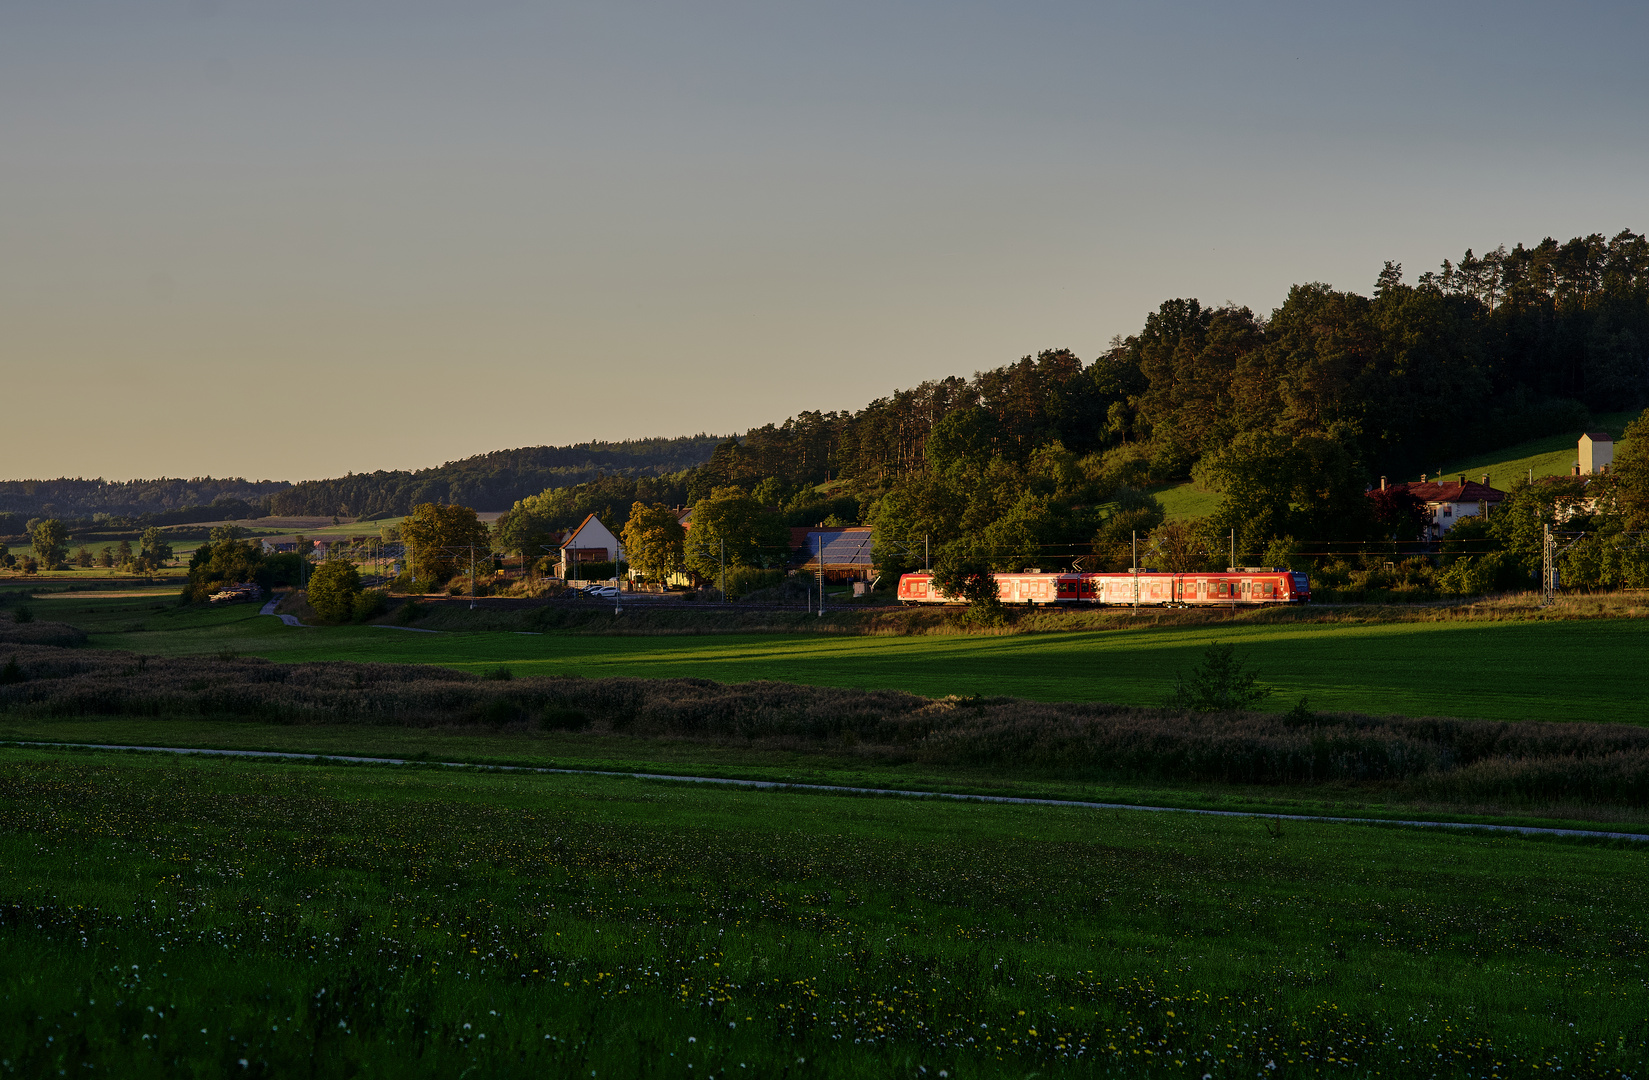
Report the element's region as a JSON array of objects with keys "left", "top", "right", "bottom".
[
  {"left": 10, "top": 740, "right": 1646, "bottom": 844},
  {"left": 259, "top": 597, "right": 307, "bottom": 627}
]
